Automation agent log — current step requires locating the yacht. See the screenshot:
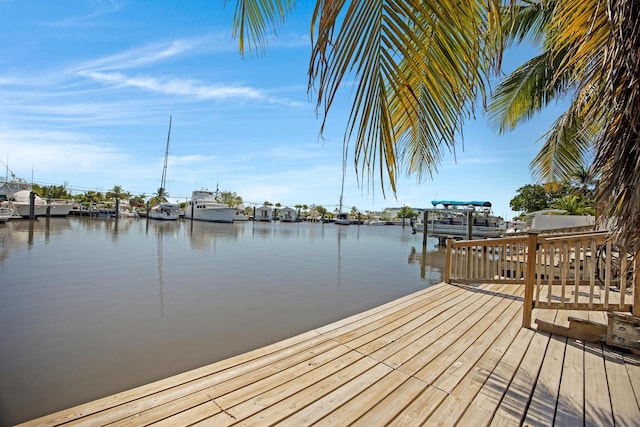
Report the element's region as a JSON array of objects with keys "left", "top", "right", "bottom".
[
  {"left": 0, "top": 175, "right": 74, "bottom": 217},
  {"left": 148, "top": 202, "right": 181, "bottom": 220},
  {"left": 184, "top": 190, "right": 236, "bottom": 223}
]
